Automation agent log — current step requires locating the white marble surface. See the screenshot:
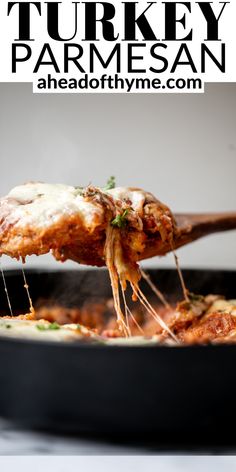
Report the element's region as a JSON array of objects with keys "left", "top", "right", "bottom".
[
  {"left": 0, "top": 419, "right": 139, "bottom": 455},
  {"left": 1, "top": 456, "right": 236, "bottom": 472},
  {"left": 0, "top": 418, "right": 236, "bottom": 456},
  {"left": 2, "top": 456, "right": 236, "bottom": 472},
  {"left": 1, "top": 418, "right": 236, "bottom": 472}
]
